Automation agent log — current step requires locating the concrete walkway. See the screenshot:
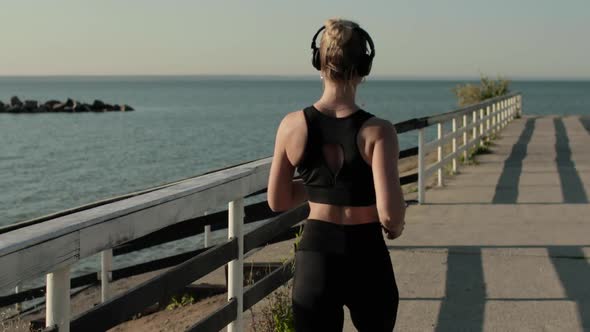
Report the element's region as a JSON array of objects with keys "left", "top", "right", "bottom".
[{"left": 358, "top": 115, "right": 590, "bottom": 331}]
